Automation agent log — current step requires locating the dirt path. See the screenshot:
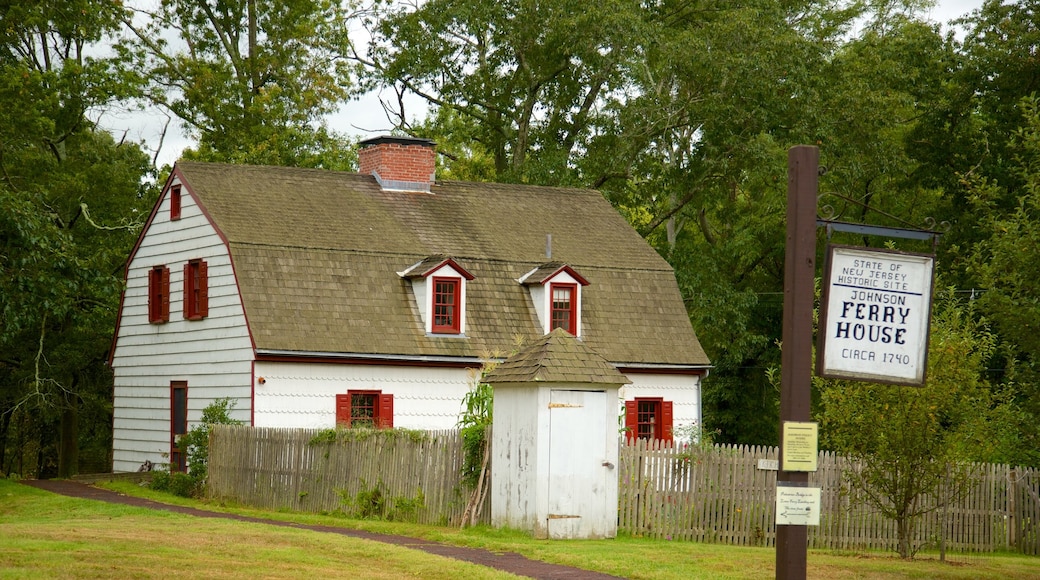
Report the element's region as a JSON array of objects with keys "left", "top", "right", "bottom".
[{"left": 21, "top": 479, "right": 624, "bottom": 580}]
